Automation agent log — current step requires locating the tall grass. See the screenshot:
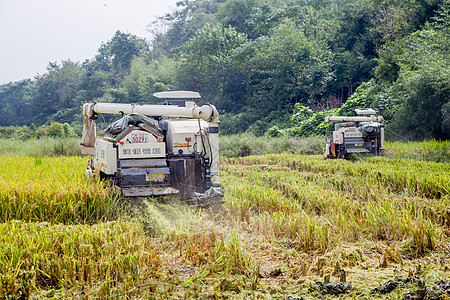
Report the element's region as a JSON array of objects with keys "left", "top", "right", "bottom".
[
  {"left": 0, "top": 134, "right": 324, "bottom": 158},
  {"left": 221, "top": 135, "right": 450, "bottom": 163},
  {"left": 0, "top": 137, "right": 81, "bottom": 156},
  {"left": 1, "top": 136, "right": 448, "bottom": 163},
  {"left": 220, "top": 133, "right": 324, "bottom": 157}
]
